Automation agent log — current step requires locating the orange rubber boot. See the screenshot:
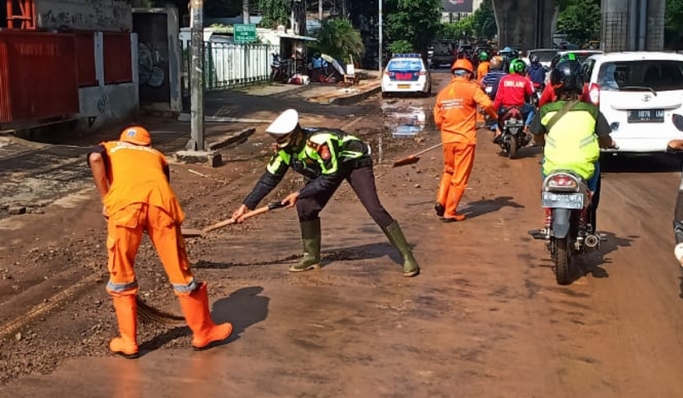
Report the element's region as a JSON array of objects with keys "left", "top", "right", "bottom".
[
  {"left": 109, "top": 292, "right": 139, "bottom": 359},
  {"left": 443, "top": 186, "right": 467, "bottom": 222},
  {"left": 435, "top": 173, "right": 452, "bottom": 217},
  {"left": 178, "top": 282, "right": 233, "bottom": 350}
]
